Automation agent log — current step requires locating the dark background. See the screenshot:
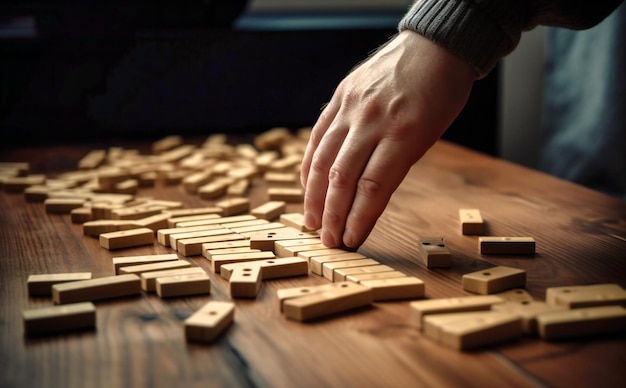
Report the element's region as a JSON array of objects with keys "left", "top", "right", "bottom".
[{"left": 0, "top": 1, "right": 498, "bottom": 154}]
